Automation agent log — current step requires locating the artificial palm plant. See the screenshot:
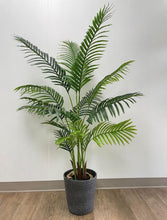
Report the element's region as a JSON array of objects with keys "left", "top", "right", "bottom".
[{"left": 15, "top": 4, "right": 142, "bottom": 180}]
